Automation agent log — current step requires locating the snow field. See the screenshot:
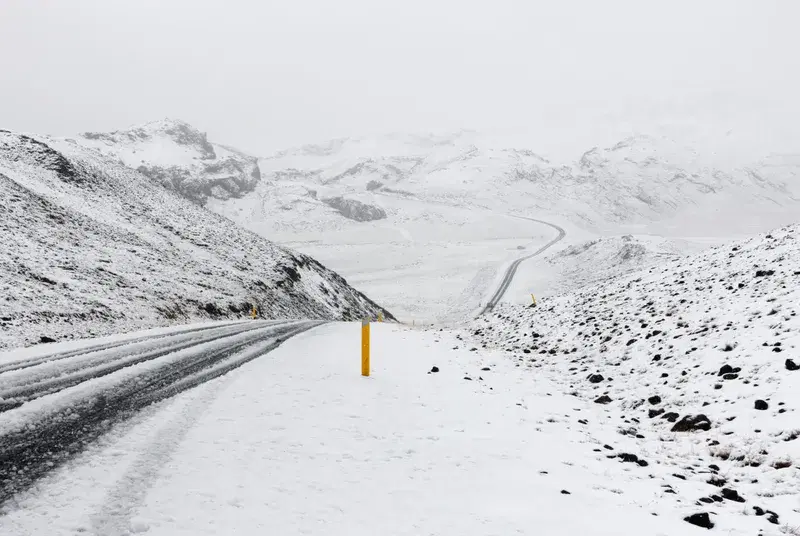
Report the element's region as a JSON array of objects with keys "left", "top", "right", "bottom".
[
  {"left": 2, "top": 323, "right": 698, "bottom": 535},
  {"left": 473, "top": 224, "right": 800, "bottom": 533}
]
